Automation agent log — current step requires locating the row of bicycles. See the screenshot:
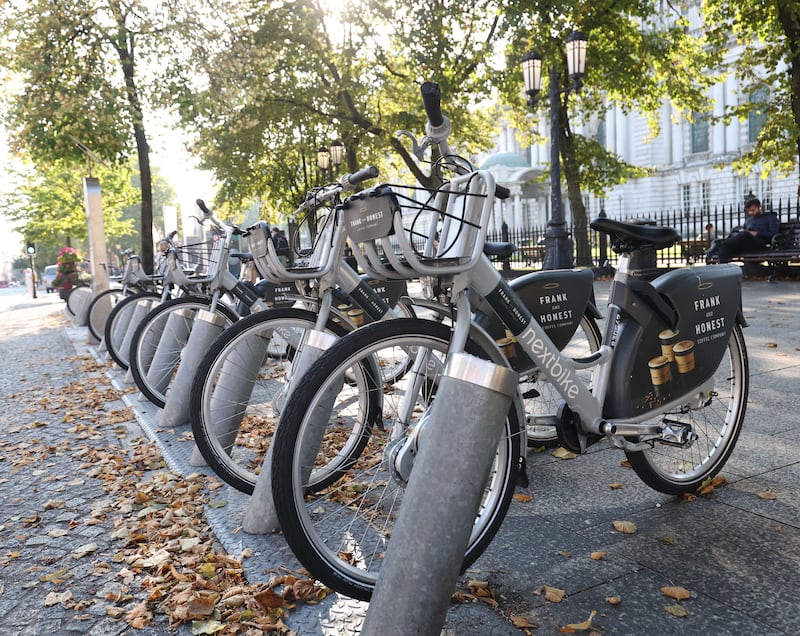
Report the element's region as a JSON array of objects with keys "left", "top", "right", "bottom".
[{"left": 91, "top": 83, "right": 749, "bottom": 632}]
